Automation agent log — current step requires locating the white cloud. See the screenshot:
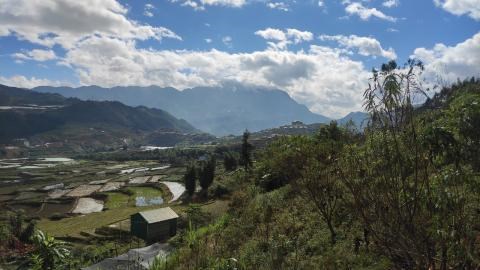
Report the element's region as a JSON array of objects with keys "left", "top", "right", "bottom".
[
  {"left": 255, "top": 28, "right": 313, "bottom": 50},
  {"left": 318, "top": 1, "right": 325, "bottom": 7},
  {"left": 170, "top": 0, "right": 245, "bottom": 10},
  {"left": 170, "top": 0, "right": 205, "bottom": 10},
  {"left": 13, "top": 49, "right": 57, "bottom": 61},
  {"left": 59, "top": 35, "right": 369, "bottom": 118},
  {"left": 255, "top": 28, "right": 287, "bottom": 41},
  {"left": 222, "top": 36, "right": 233, "bottom": 47},
  {"left": 287, "top": 29, "right": 314, "bottom": 44},
  {"left": 144, "top": 3, "right": 155, "bottom": 17},
  {"left": 319, "top": 34, "right": 397, "bottom": 59},
  {"left": 382, "top": 0, "right": 399, "bottom": 8},
  {"left": 0, "top": 0, "right": 181, "bottom": 49},
  {"left": 345, "top": 2, "right": 397, "bottom": 22},
  {"left": 201, "top": 0, "right": 246, "bottom": 7},
  {"left": 267, "top": 2, "right": 290, "bottom": 12},
  {"left": 205, "top": 38, "right": 213, "bottom": 43},
  {"left": 412, "top": 31, "right": 480, "bottom": 83},
  {"left": 434, "top": 0, "right": 480, "bottom": 20},
  {"left": 0, "top": 75, "right": 69, "bottom": 88}
]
